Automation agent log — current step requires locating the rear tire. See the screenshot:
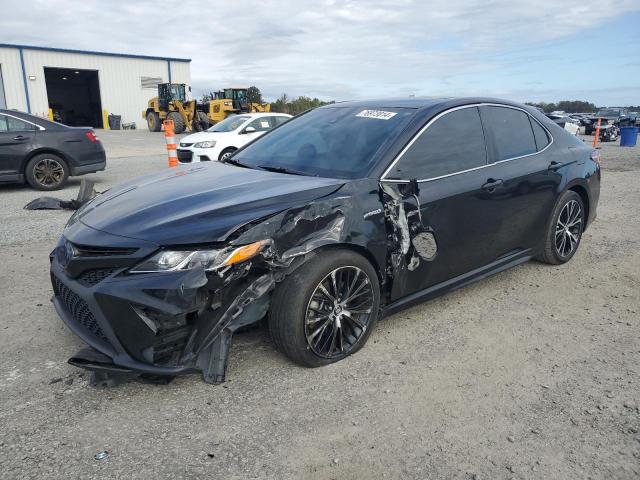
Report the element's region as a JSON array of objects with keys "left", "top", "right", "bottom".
[
  {"left": 536, "top": 190, "right": 585, "bottom": 265},
  {"left": 146, "top": 111, "right": 161, "bottom": 132},
  {"left": 268, "top": 249, "right": 380, "bottom": 368},
  {"left": 25, "top": 153, "right": 70, "bottom": 191},
  {"left": 167, "top": 111, "right": 185, "bottom": 134}
]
